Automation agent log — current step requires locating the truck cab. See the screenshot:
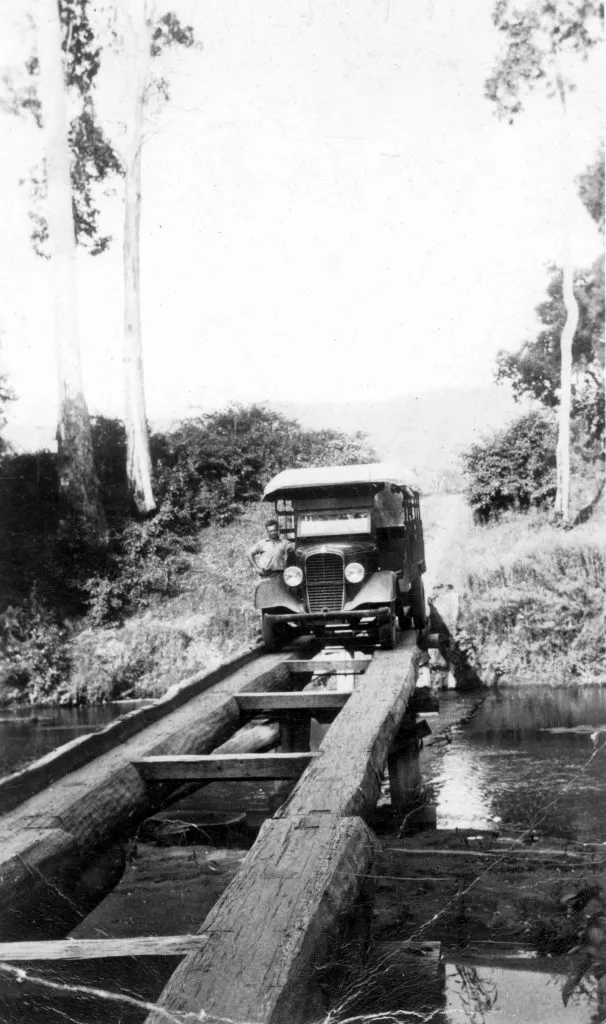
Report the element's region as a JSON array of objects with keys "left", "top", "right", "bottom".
[{"left": 254, "top": 462, "right": 427, "bottom": 650}]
